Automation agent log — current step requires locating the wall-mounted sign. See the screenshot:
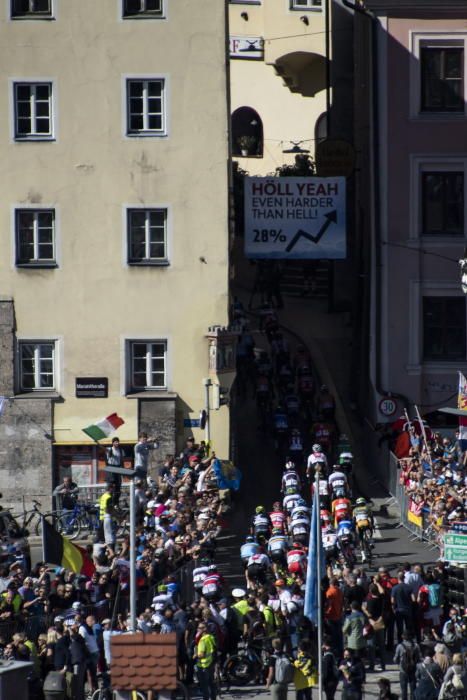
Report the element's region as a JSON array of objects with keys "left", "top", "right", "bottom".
[
  {"left": 316, "top": 139, "right": 356, "bottom": 177},
  {"left": 244, "top": 176, "right": 346, "bottom": 259},
  {"left": 76, "top": 377, "right": 108, "bottom": 398},
  {"left": 230, "top": 36, "right": 264, "bottom": 60}
]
